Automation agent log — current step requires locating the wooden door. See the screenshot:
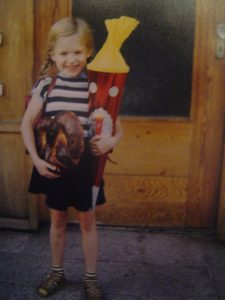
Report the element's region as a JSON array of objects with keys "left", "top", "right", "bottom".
[
  {"left": 33, "top": 0, "right": 225, "bottom": 228},
  {"left": 88, "top": 0, "right": 224, "bottom": 228},
  {"left": 0, "top": 0, "right": 37, "bottom": 230}
]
